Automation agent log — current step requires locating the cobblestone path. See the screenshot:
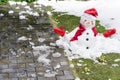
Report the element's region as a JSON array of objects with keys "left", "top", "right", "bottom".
[{"left": 0, "top": 4, "right": 74, "bottom": 80}]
